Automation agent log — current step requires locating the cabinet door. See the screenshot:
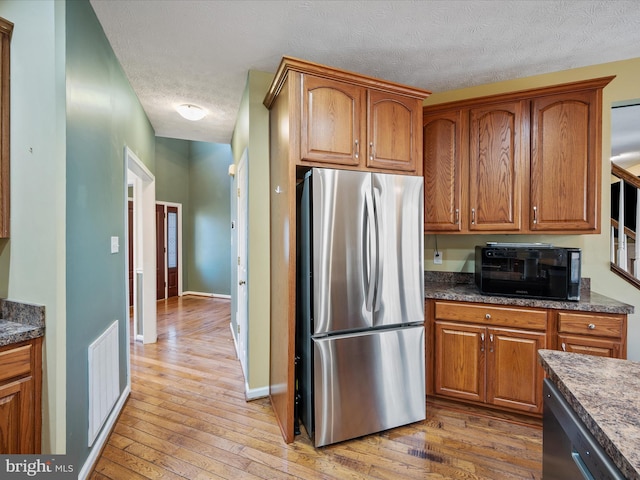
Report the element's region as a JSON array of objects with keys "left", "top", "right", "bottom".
[
  {"left": 0, "top": 376, "right": 34, "bottom": 454},
  {"left": 423, "top": 110, "right": 463, "bottom": 231},
  {"left": 530, "top": 90, "right": 600, "bottom": 231},
  {"left": 487, "top": 328, "right": 545, "bottom": 414},
  {"left": 559, "top": 334, "right": 621, "bottom": 358},
  {"left": 434, "top": 321, "right": 485, "bottom": 402},
  {"left": 301, "top": 75, "right": 366, "bottom": 166},
  {"left": 367, "top": 90, "right": 421, "bottom": 173},
  {"left": 468, "top": 101, "right": 527, "bottom": 231}
]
